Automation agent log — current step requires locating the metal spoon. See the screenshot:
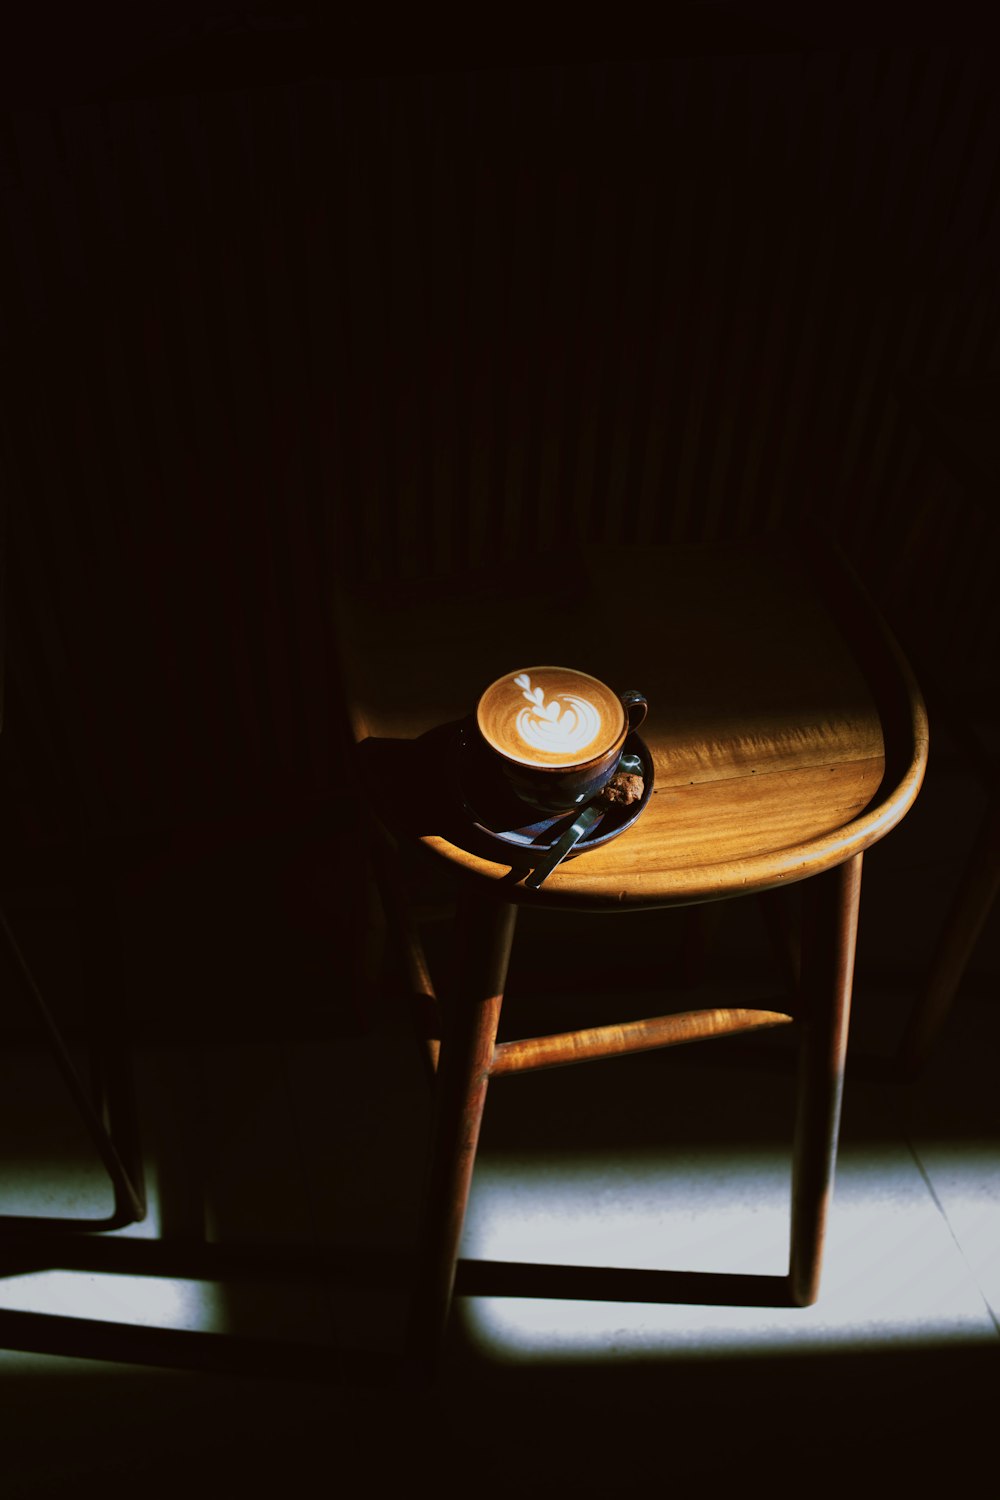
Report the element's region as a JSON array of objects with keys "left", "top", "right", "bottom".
[{"left": 523, "top": 752, "right": 643, "bottom": 890}]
